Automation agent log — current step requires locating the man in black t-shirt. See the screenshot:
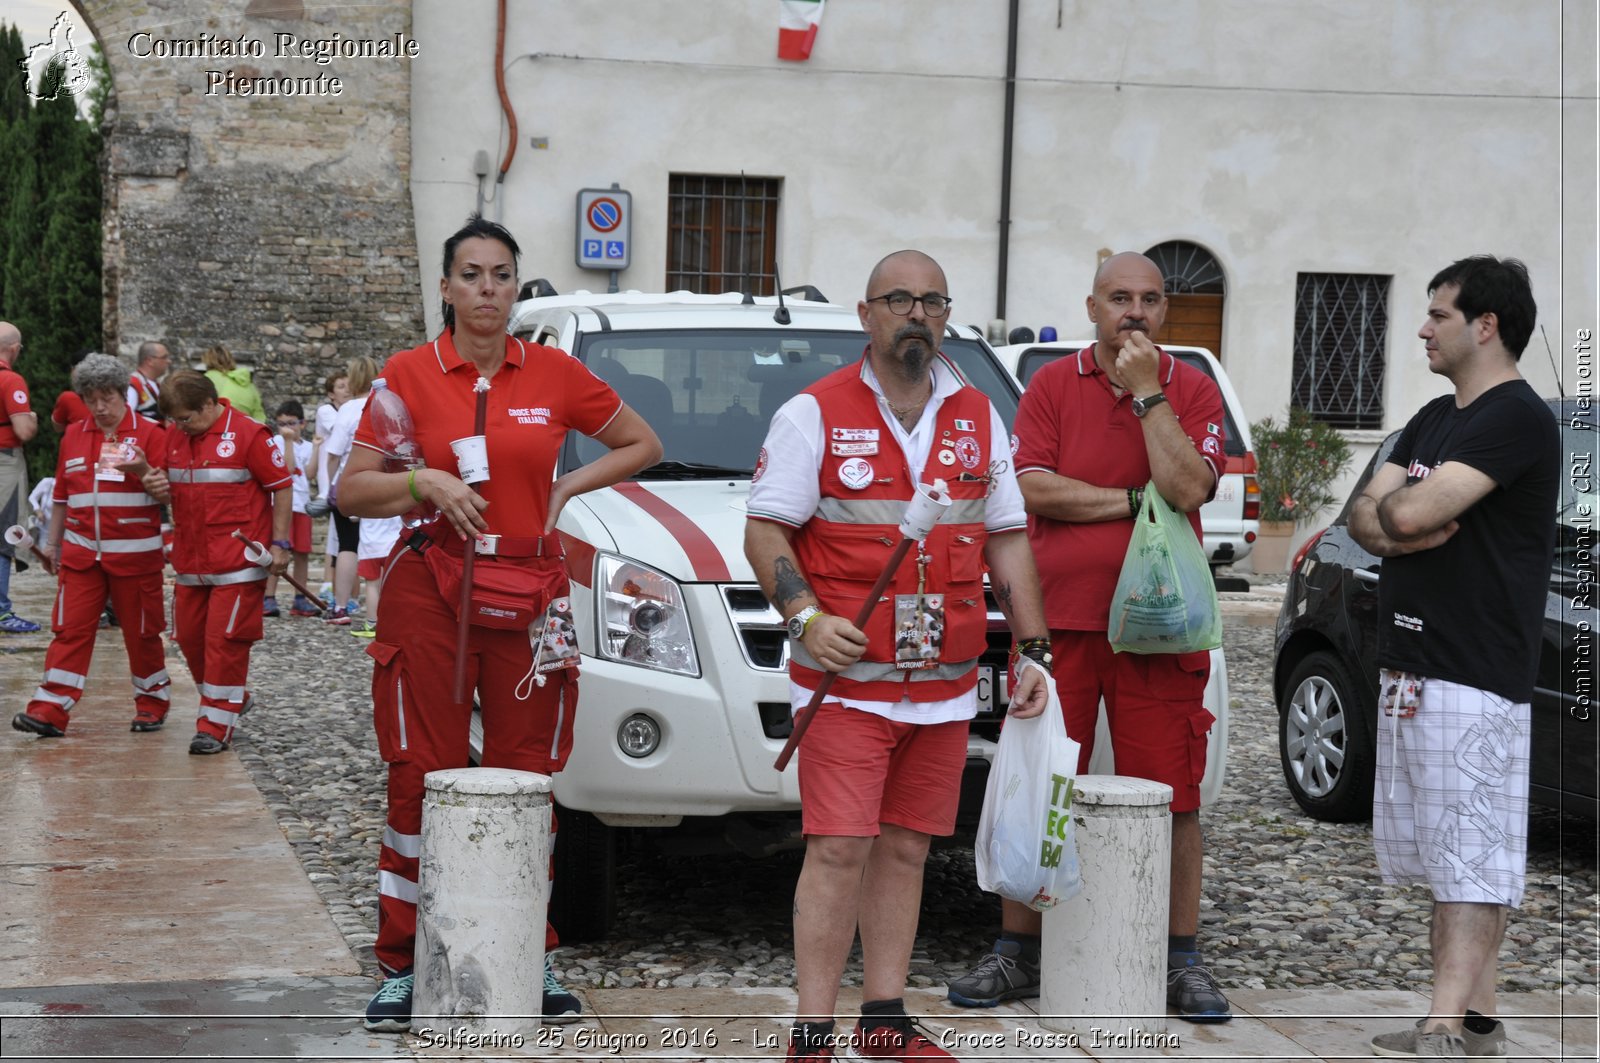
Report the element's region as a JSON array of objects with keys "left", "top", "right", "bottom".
[{"left": 1350, "top": 256, "right": 1558, "bottom": 1060}]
